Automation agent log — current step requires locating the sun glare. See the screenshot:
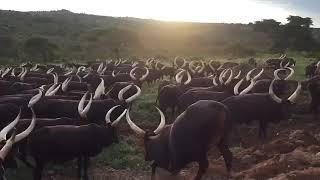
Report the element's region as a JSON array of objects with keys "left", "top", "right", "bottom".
[{"left": 2, "top": 0, "right": 293, "bottom": 24}]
